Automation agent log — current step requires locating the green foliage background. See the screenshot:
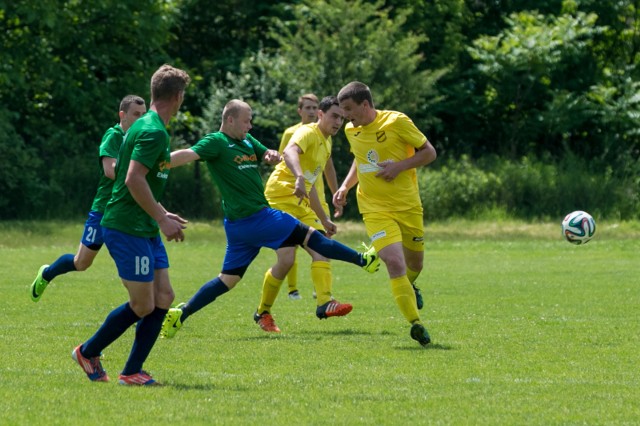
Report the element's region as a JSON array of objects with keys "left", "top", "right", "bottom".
[{"left": 1, "top": 0, "right": 639, "bottom": 220}]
